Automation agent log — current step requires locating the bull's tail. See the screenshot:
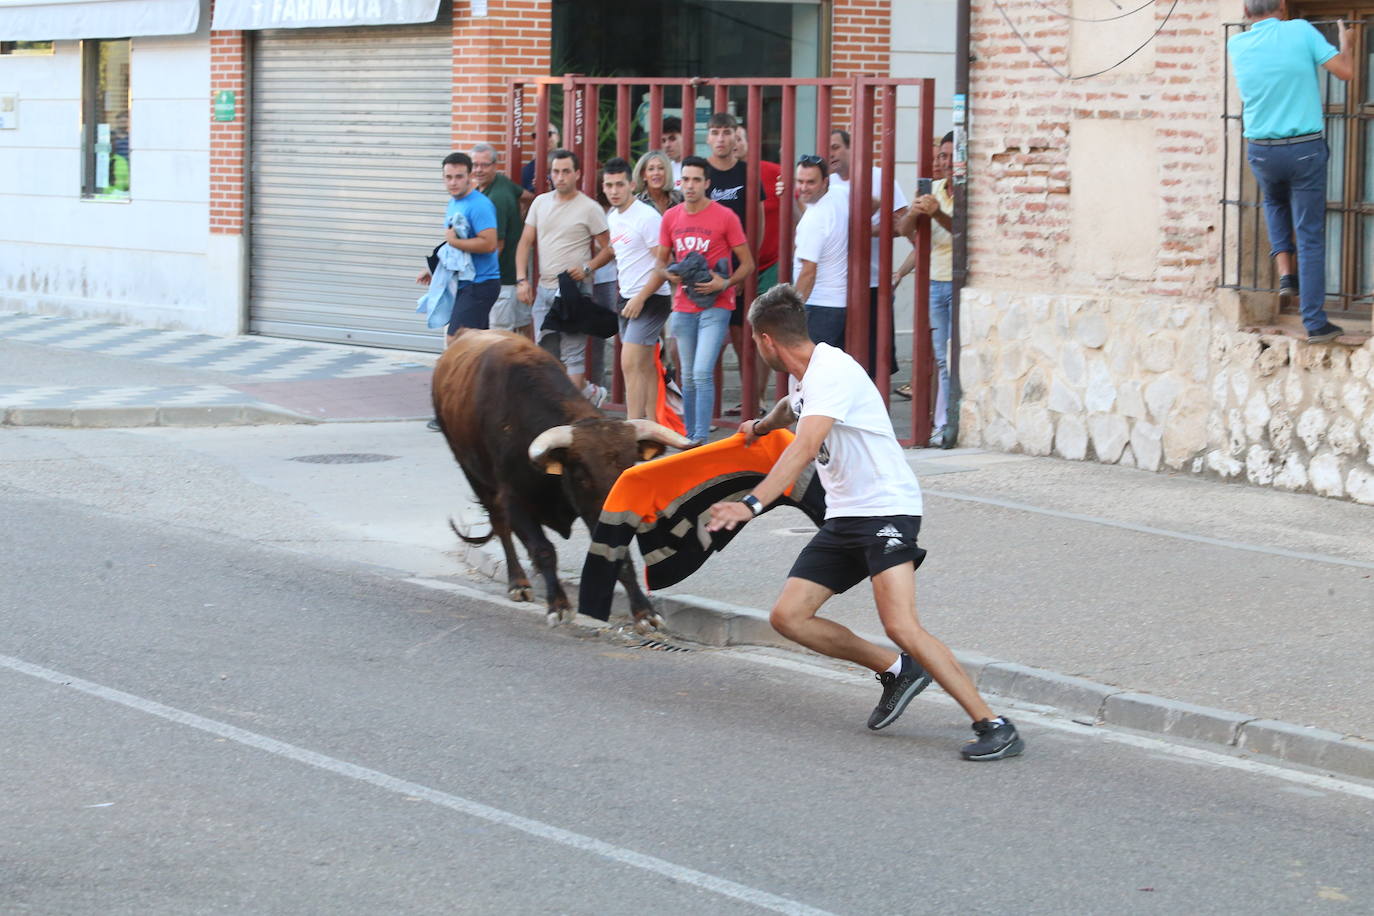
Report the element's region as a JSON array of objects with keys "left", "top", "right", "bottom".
[{"left": 449, "top": 516, "right": 495, "bottom": 546}]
